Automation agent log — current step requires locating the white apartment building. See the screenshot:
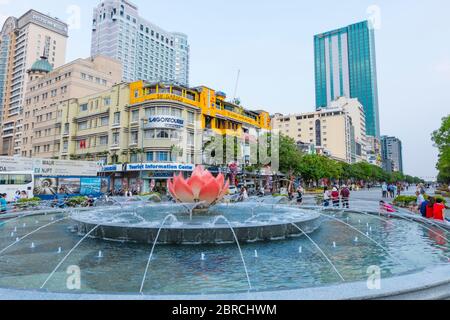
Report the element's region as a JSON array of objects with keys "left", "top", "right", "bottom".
[
  {"left": 0, "top": 10, "right": 68, "bottom": 156},
  {"left": 91, "top": 0, "right": 190, "bottom": 86},
  {"left": 272, "top": 97, "right": 367, "bottom": 164}
]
